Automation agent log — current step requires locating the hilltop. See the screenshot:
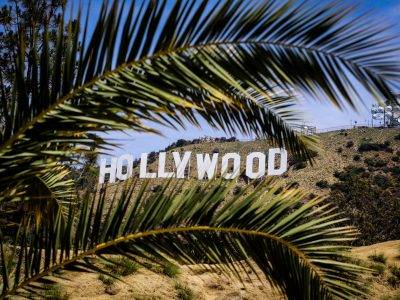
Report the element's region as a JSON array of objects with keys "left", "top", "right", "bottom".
[
  {"left": 143, "top": 127, "right": 399, "bottom": 196},
  {"left": 144, "top": 127, "right": 400, "bottom": 246}
]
